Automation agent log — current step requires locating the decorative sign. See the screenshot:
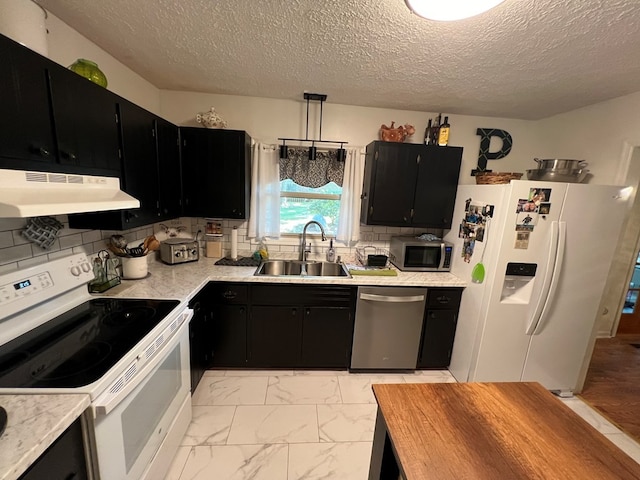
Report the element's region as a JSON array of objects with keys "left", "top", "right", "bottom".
[{"left": 472, "top": 128, "right": 513, "bottom": 175}]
